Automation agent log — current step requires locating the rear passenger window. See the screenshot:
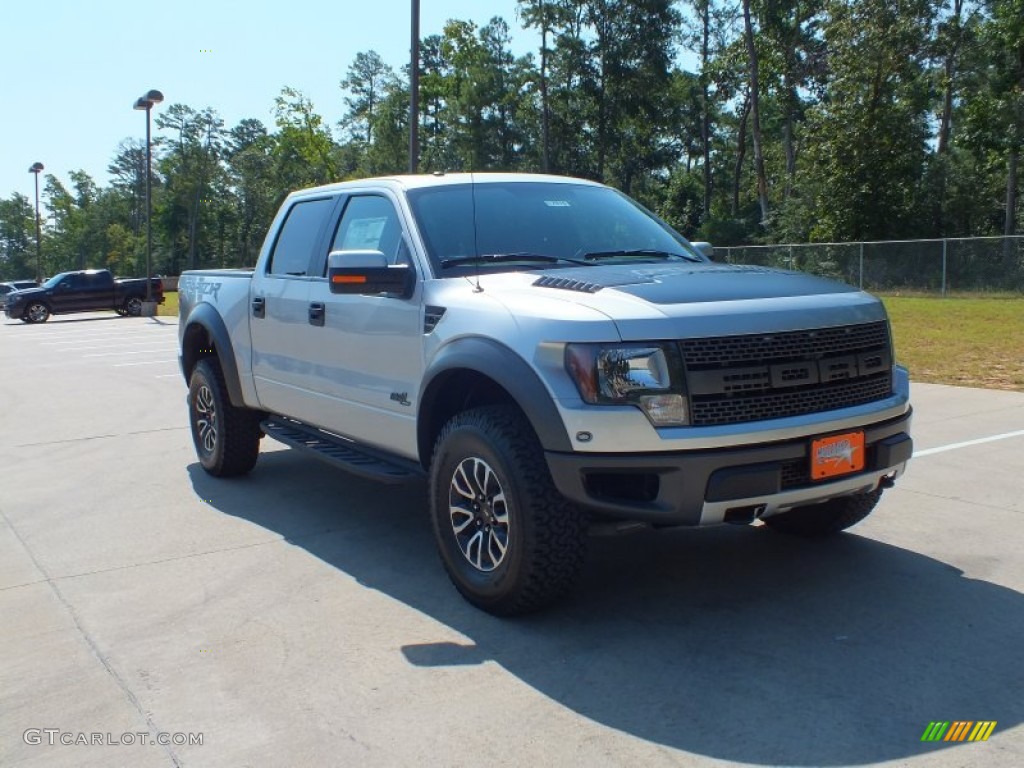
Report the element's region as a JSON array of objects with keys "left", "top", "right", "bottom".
[{"left": 268, "top": 198, "right": 335, "bottom": 276}]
